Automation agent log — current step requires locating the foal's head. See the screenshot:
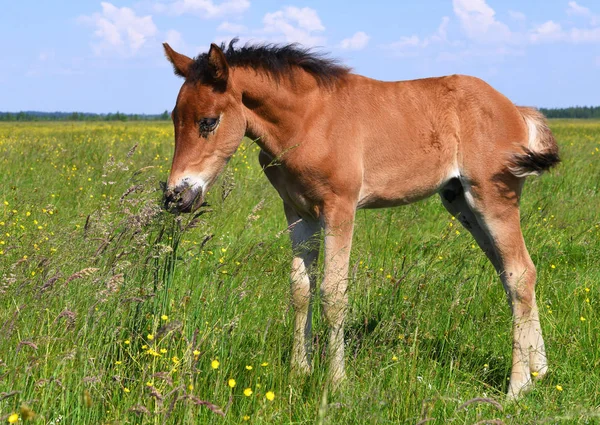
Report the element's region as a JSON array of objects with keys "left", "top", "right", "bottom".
[{"left": 163, "top": 43, "right": 244, "bottom": 212}]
